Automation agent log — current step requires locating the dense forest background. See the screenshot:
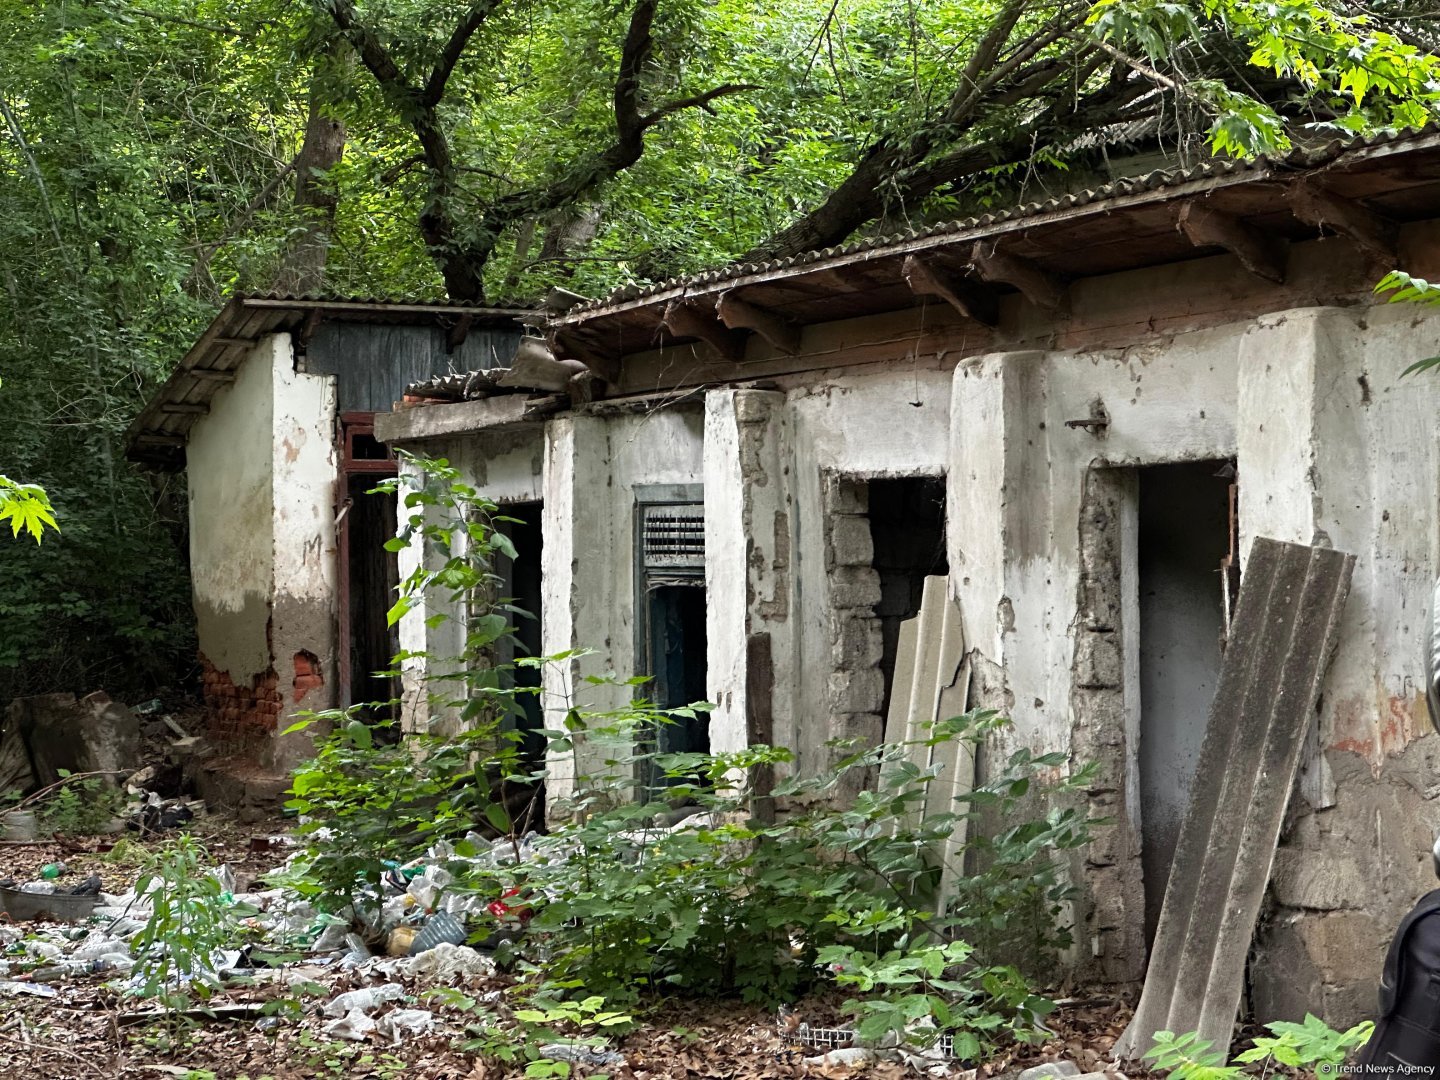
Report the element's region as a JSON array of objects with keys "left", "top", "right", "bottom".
[{"left": 3, "top": 0, "right": 1437, "bottom": 704}]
